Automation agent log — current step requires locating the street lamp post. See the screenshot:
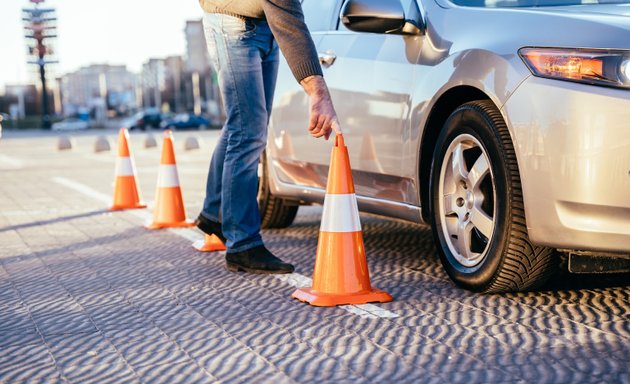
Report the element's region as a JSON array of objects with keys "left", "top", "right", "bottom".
[{"left": 23, "top": 0, "right": 58, "bottom": 129}]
